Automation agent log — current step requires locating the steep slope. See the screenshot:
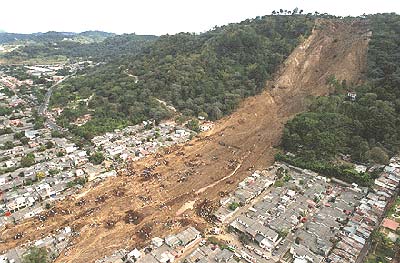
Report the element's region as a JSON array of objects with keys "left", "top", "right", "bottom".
[{"left": 0, "top": 19, "right": 370, "bottom": 262}]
